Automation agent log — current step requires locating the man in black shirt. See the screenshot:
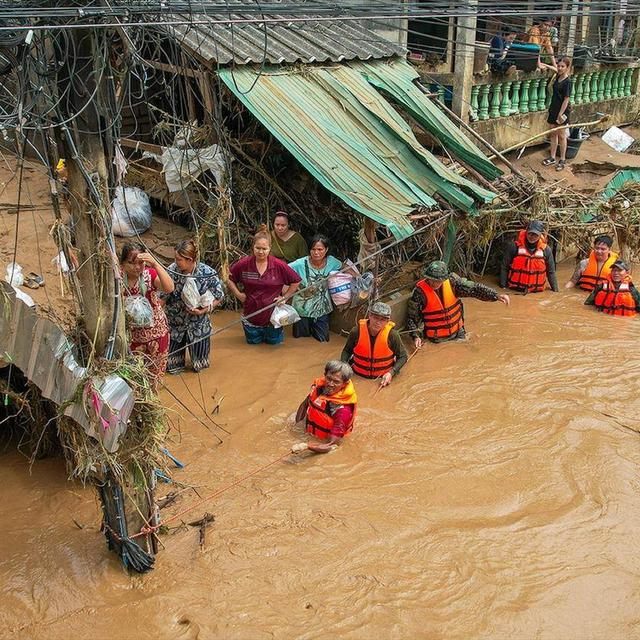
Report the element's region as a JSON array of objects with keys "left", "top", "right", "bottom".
[{"left": 488, "top": 30, "right": 518, "bottom": 75}]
